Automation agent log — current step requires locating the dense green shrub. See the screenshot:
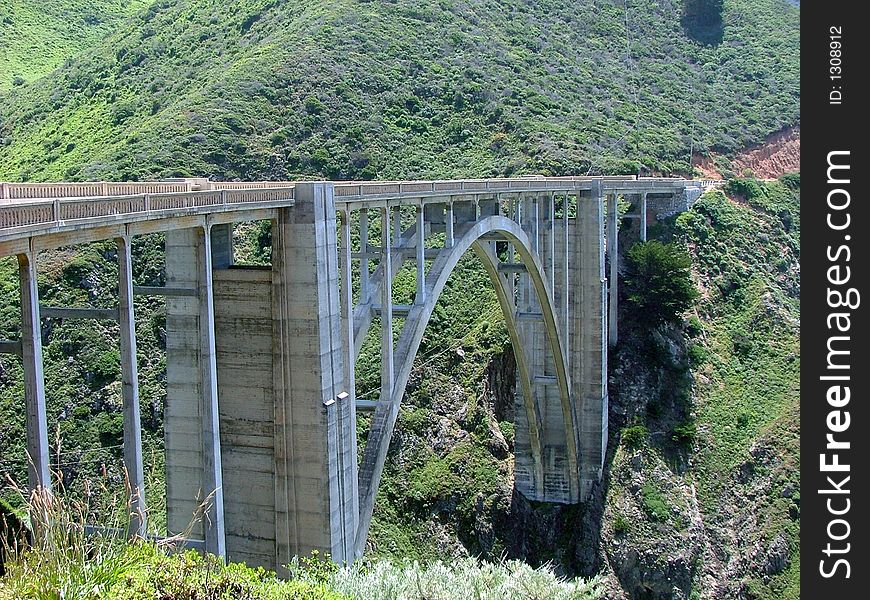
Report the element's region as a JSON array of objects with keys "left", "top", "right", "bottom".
[
  {"left": 725, "top": 178, "right": 765, "bottom": 201},
  {"left": 671, "top": 421, "right": 697, "bottom": 449},
  {"left": 624, "top": 241, "right": 699, "bottom": 326},
  {"left": 640, "top": 483, "right": 671, "bottom": 522},
  {"left": 621, "top": 425, "right": 649, "bottom": 450}
]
